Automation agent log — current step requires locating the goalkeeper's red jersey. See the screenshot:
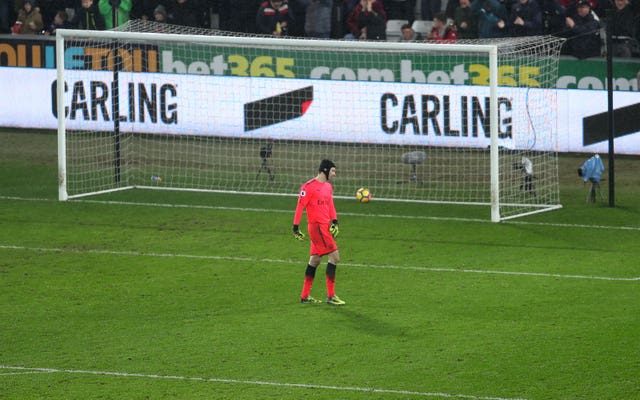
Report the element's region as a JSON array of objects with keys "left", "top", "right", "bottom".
[{"left": 293, "top": 178, "right": 337, "bottom": 225}]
